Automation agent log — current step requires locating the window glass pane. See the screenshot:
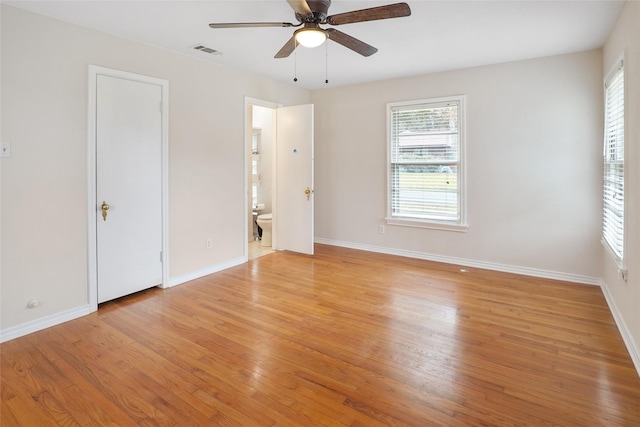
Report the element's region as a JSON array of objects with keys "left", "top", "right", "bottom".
[
  {"left": 252, "top": 184, "right": 258, "bottom": 207},
  {"left": 602, "top": 65, "right": 624, "bottom": 261},
  {"left": 391, "top": 164, "right": 458, "bottom": 220}
]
